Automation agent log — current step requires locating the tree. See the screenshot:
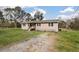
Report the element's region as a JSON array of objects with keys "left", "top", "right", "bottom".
[
  {"left": 0, "top": 11, "right": 3, "bottom": 18},
  {"left": 3, "top": 7, "right": 22, "bottom": 27},
  {"left": 16, "top": 10, "right": 27, "bottom": 22},
  {"left": 18, "top": 12, "right": 32, "bottom": 22},
  {"left": 2, "top": 6, "right": 34, "bottom": 28},
  {"left": 4, "top": 8, "right": 14, "bottom": 21},
  {"left": 34, "top": 10, "right": 44, "bottom": 21},
  {"left": 0, "top": 11, "right": 4, "bottom": 23},
  {"left": 59, "top": 20, "right": 66, "bottom": 28},
  {"left": 69, "top": 17, "right": 79, "bottom": 30},
  {"left": 25, "top": 13, "right": 32, "bottom": 21},
  {"left": 13, "top": 6, "right": 23, "bottom": 27},
  {"left": 13, "top": 6, "right": 32, "bottom": 27}
]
